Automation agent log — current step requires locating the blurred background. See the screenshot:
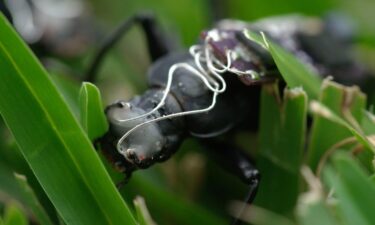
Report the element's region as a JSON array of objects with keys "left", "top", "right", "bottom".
[{"left": 1, "top": 0, "right": 375, "bottom": 224}]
